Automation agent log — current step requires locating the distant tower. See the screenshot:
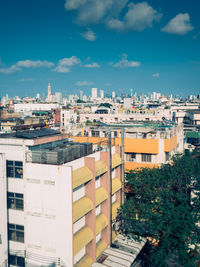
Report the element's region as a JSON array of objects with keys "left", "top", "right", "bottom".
[
  {"left": 79, "top": 90, "right": 83, "bottom": 101},
  {"left": 92, "top": 88, "right": 97, "bottom": 99},
  {"left": 48, "top": 83, "right": 51, "bottom": 97},
  {"left": 100, "top": 90, "right": 104, "bottom": 99},
  {"left": 112, "top": 91, "right": 116, "bottom": 99},
  {"left": 130, "top": 88, "right": 133, "bottom": 97}
]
